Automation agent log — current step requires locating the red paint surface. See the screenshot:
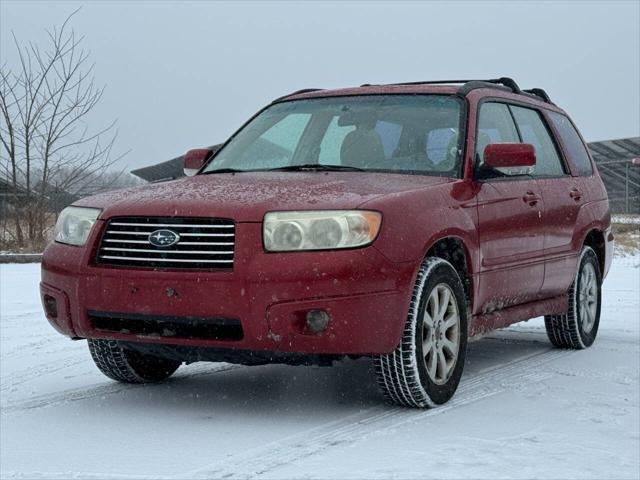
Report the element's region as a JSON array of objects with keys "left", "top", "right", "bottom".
[
  {"left": 183, "top": 148, "right": 212, "bottom": 171},
  {"left": 41, "top": 83, "right": 612, "bottom": 355},
  {"left": 484, "top": 143, "right": 536, "bottom": 168}
]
